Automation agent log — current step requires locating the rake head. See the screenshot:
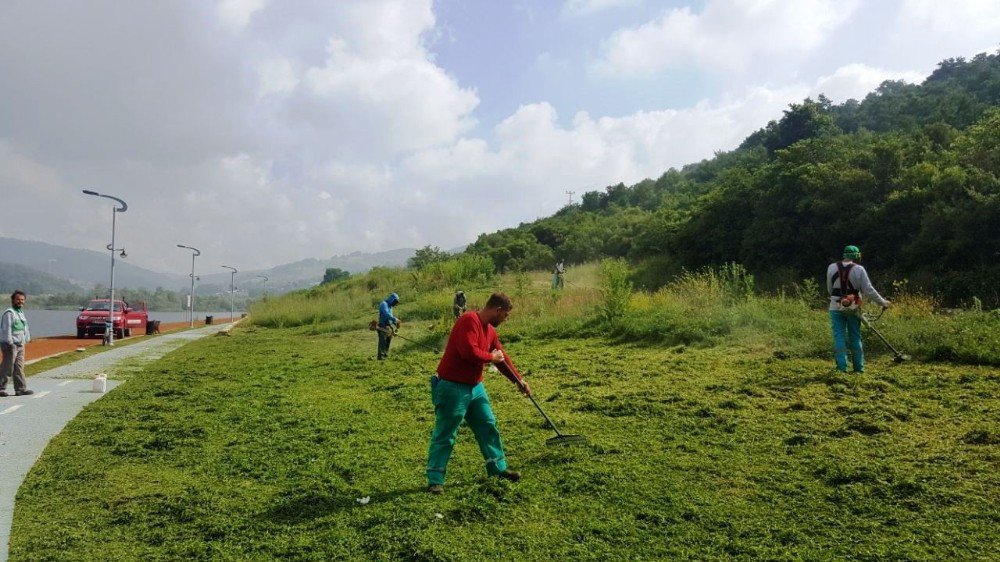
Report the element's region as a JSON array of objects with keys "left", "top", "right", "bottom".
[{"left": 546, "top": 433, "right": 588, "bottom": 447}]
